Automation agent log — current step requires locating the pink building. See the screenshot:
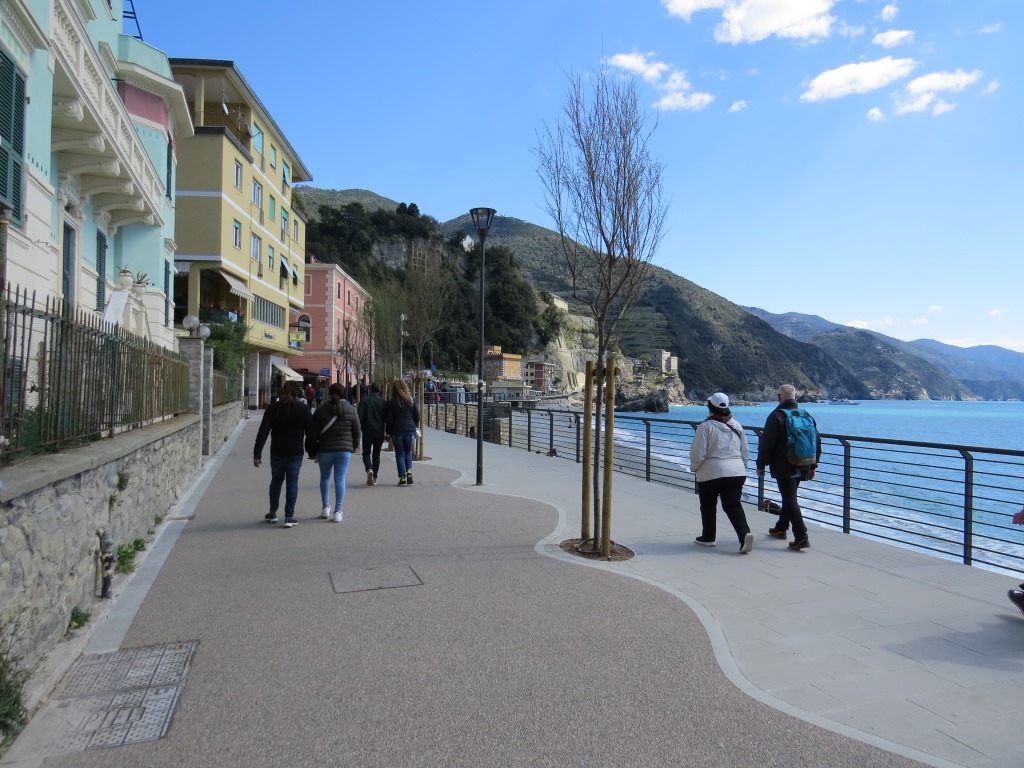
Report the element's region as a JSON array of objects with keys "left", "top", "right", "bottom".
[{"left": 288, "top": 260, "right": 372, "bottom": 386}]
